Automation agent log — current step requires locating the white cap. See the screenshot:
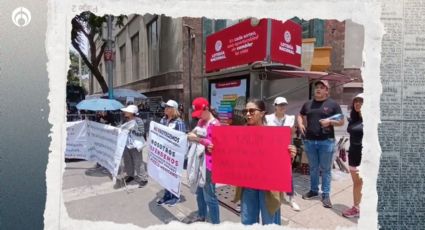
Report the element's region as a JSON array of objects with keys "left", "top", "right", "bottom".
[
  {"left": 121, "top": 105, "right": 138, "bottom": 114},
  {"left": 354, "top": 93, "right": 364, "bottom": 100},
  {"left": 161, "top": 100, "right": 178, "bottom": 109},
  {"left": 274, "top": 97, "right": 288, "bottom": 105}
]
